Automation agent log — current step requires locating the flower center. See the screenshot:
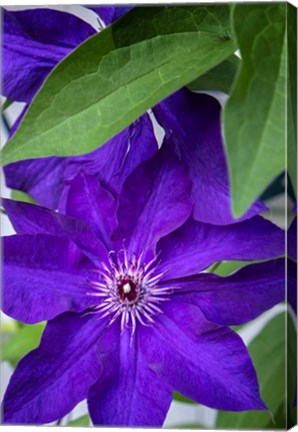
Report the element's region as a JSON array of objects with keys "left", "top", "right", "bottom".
[
  {"left": 117, "top": 278, "right": 139, "bottom": 303},
  {"left": 85, "top": 247, "right": 174, "bottom": 340}
]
